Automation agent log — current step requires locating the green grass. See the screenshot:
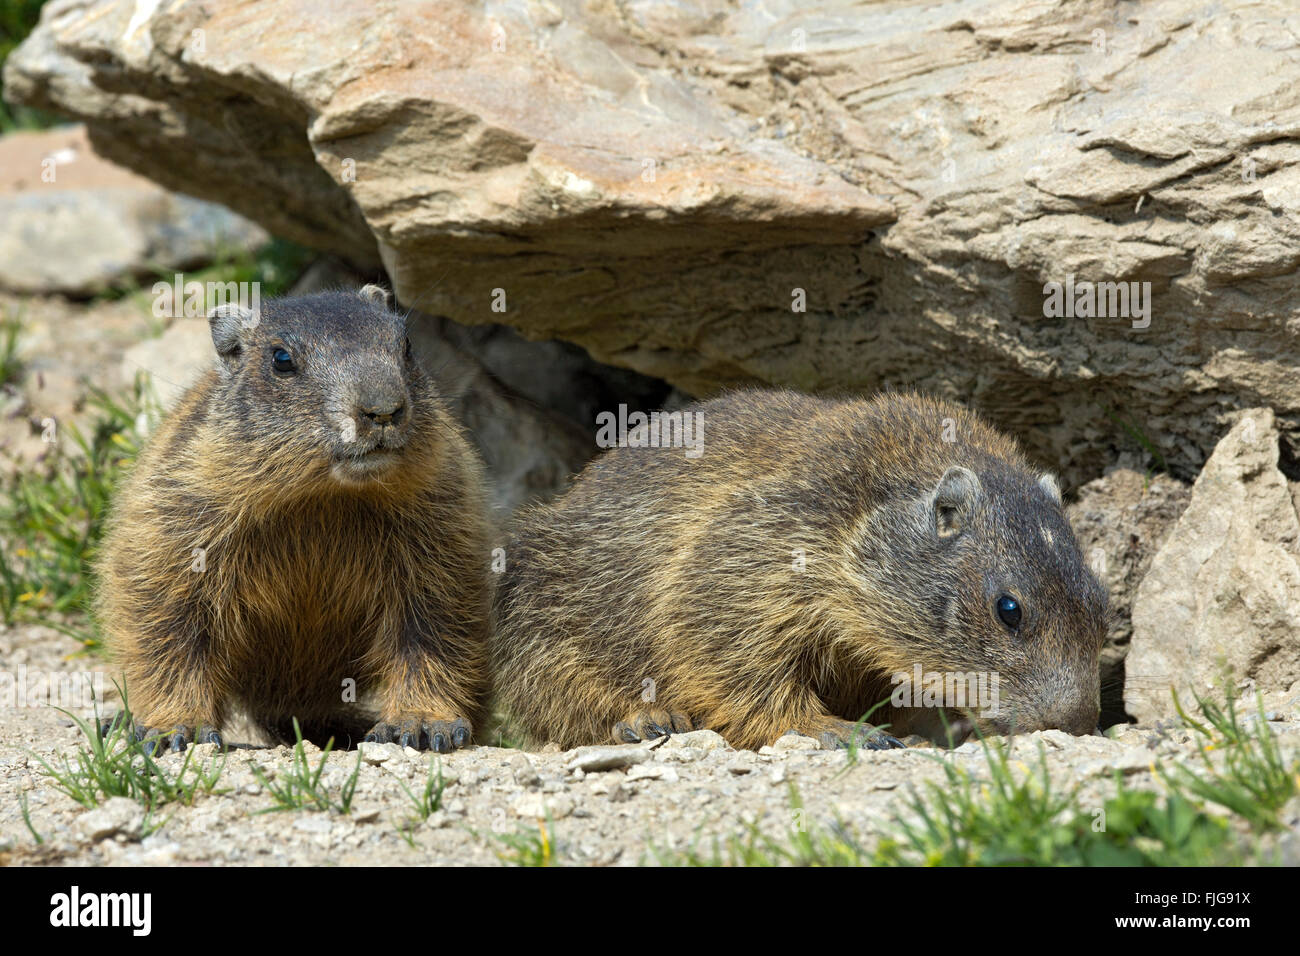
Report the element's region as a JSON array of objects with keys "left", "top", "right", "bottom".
[
  {"left": 18, "top": 792, "right": 43, "bottom": 844},
  {"left": 491, "top": 817, "right": 560, "bottom": 866},
  {"left": 112, "top": 237, "right": 317, "bottom": 309},
  {"left": 0, "top": 238, "right": 314, "bottom": 634},
  {"left": 250, "top": 720, "right": 362, "bottom": 814},
  {"left": 397, "top": 758, "right": 446, "bottom": 823},
  {"left": 394, "top": 757, "right": 448, "bottom": 845},
  {"left": 871, "top": 743, "right": 1239, "bottom": 866},
  {"left": 32, "top": 687, "right": 226, "bottom": 816},
  {"left": 0, "top": 313, "right": 22, "bottom": 386},
  {"left": 648, "top": 785, "right": 871, "bottom": 866},
  {"left": 0, "top": 373, "right": 157, "bottom": 635},
  {"left": 1157, "top": 687, "right": 1298, "bottom": 832},
  {"left": 0, "top": 0, "right": 62, "bottom": 132},
  {"left": 648, "top": 687, "right": 1296, "bottom": 867},
  {"left": 1101, "top": 404, "right": 1168, "bottom": 475}
]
